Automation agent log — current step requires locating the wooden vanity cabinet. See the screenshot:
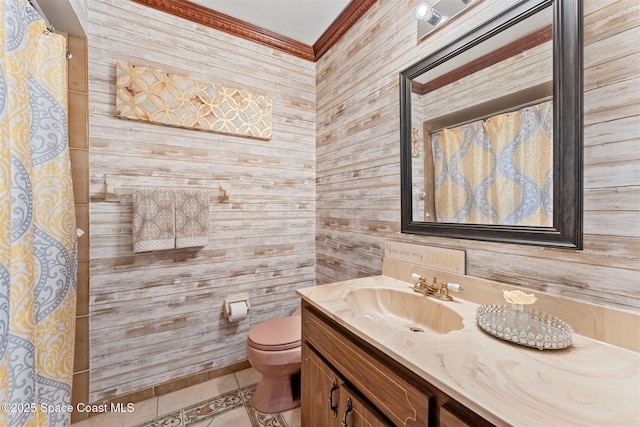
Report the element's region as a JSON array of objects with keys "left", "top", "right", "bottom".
[
  {"left": 302, "top": 343, "right": 390, "bottom": 427},
  {"left": 301, "top": 302, "right": 495, "bottom": 427}
]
